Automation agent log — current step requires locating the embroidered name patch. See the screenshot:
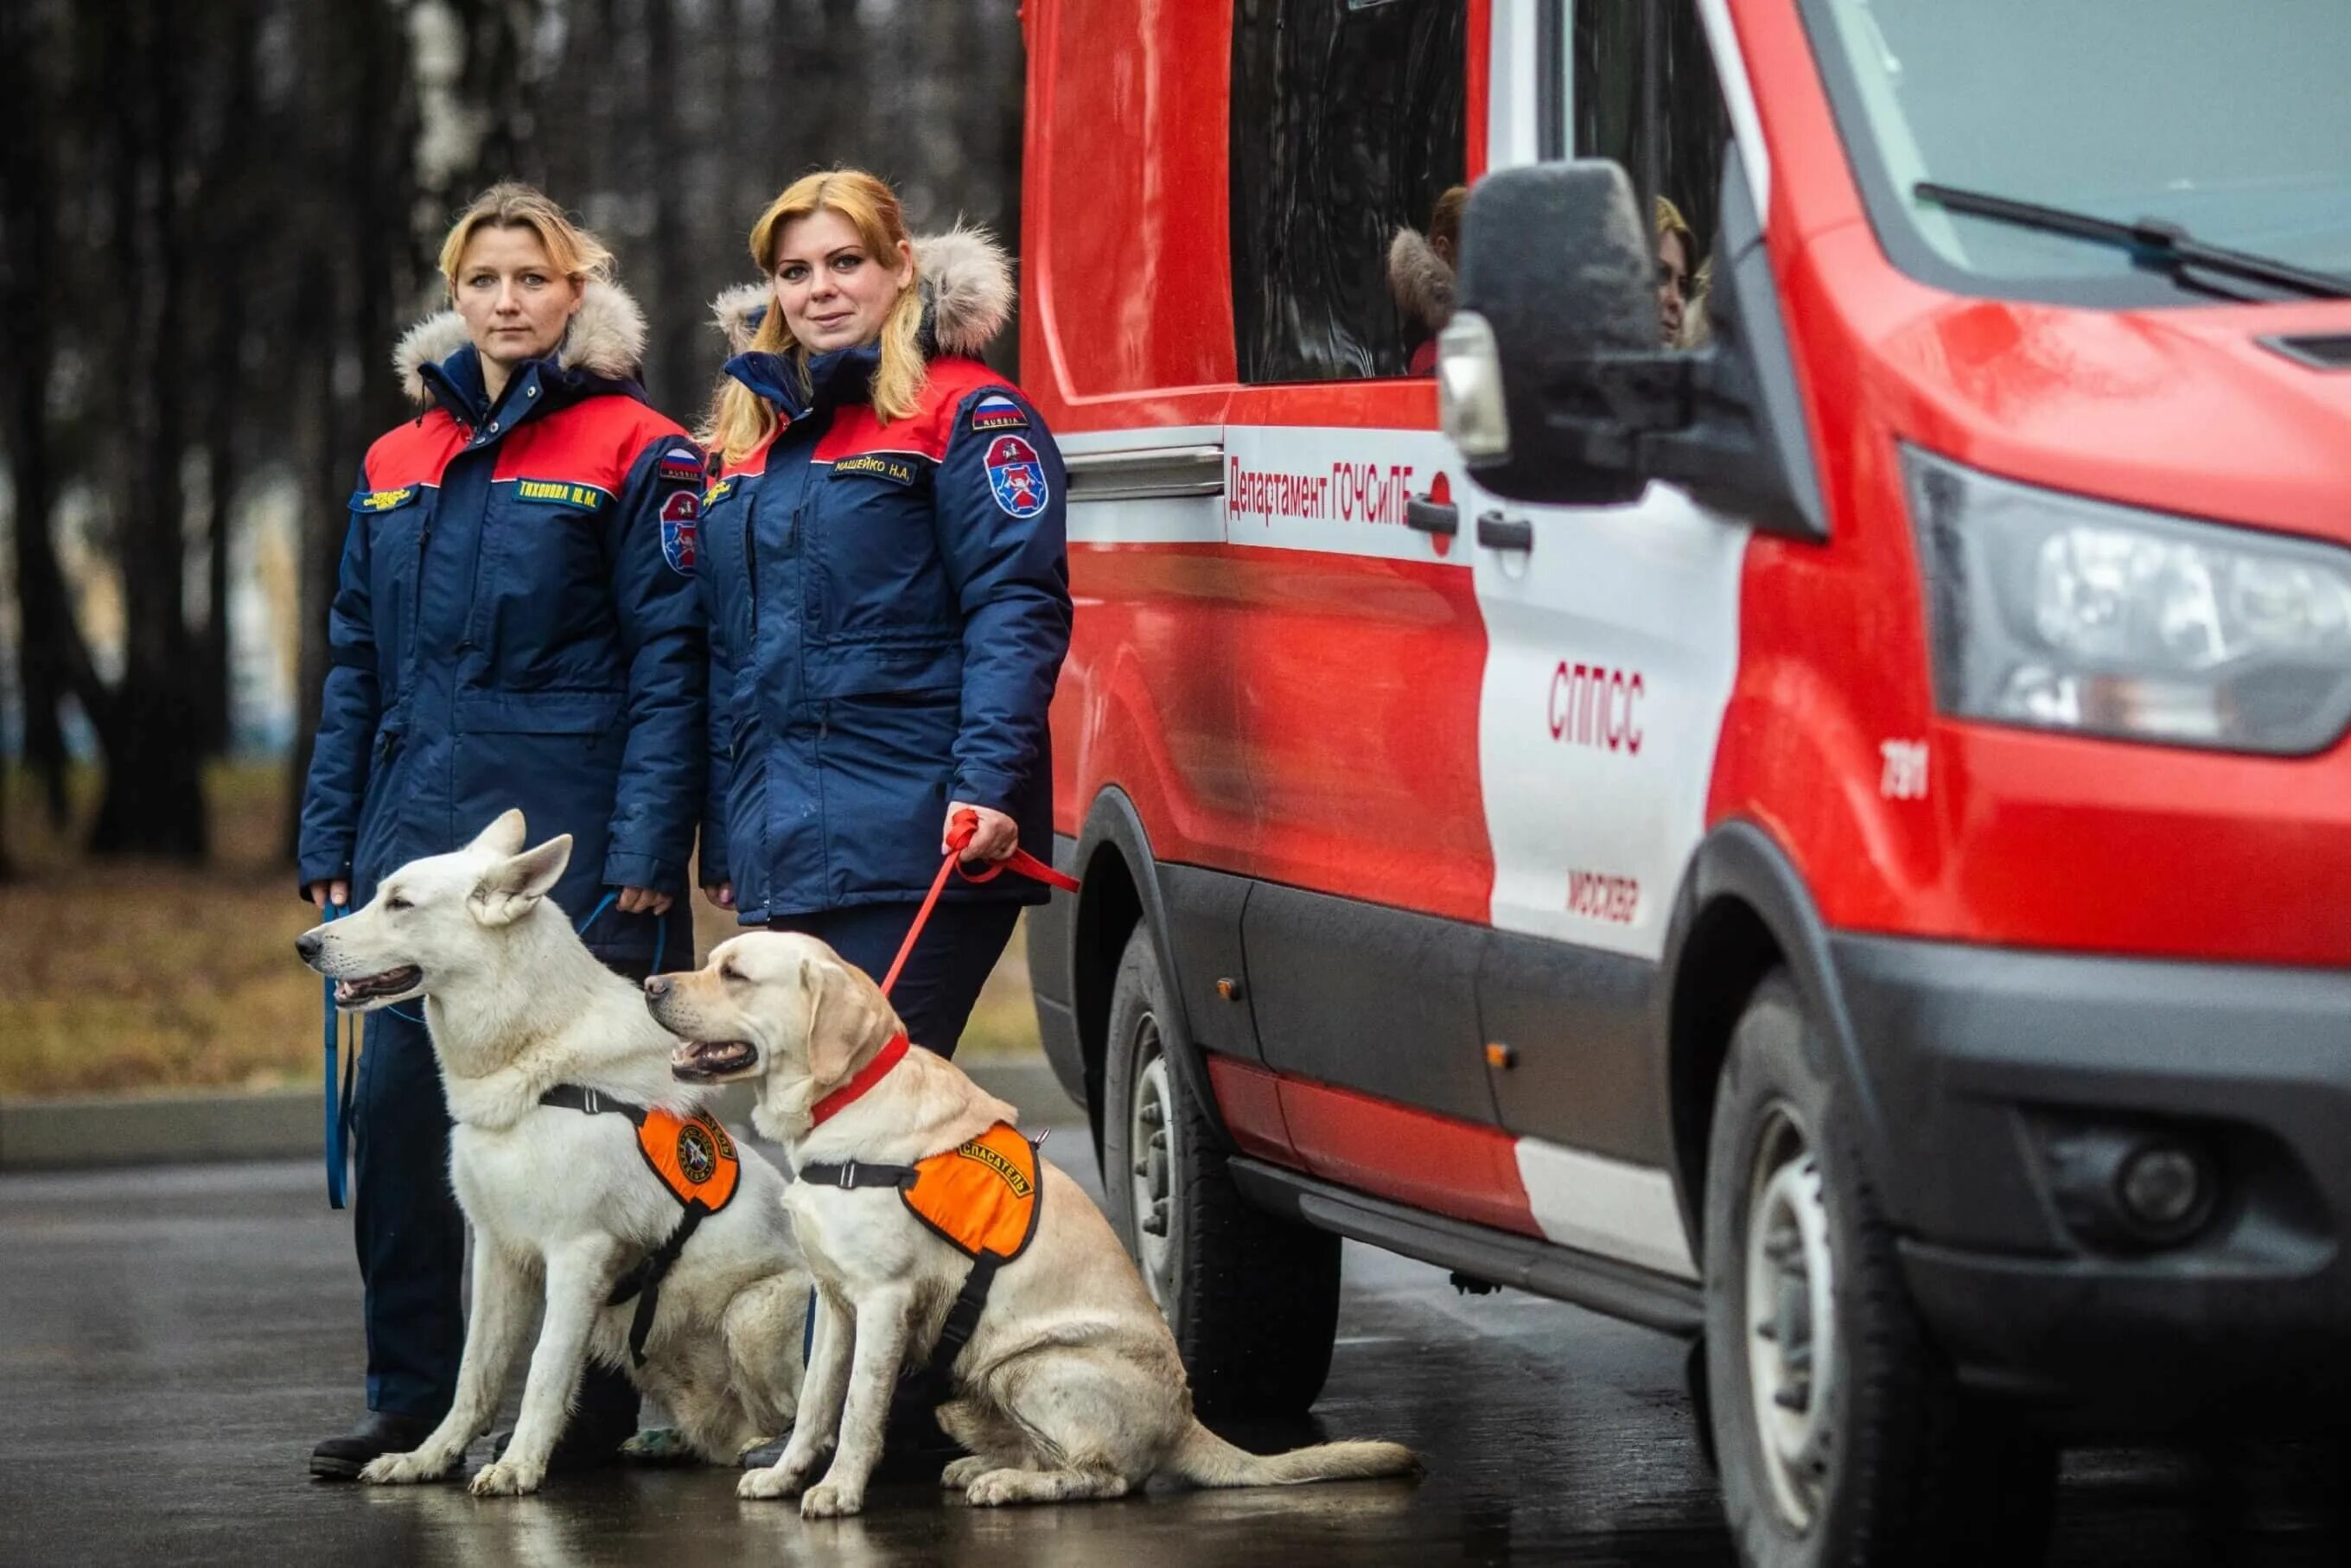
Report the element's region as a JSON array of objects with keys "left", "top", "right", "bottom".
[
  {"left": 659, "top": 489, "right": 699, "bottom": 576},
  {"left": 983, "top": 434, "right": 1049, "bottom": 519},
  {"left": 969, "top": 393, "right": 1029, "bottom": 433},
  {"left": 832, "top": 453, "right": 919, "bottom": 487},
  {"left": 514, "top": 479, "right": 611, "bottom": 511},
  {"left": 356, "top": 486, "right": 419, "bottom": 513}
]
